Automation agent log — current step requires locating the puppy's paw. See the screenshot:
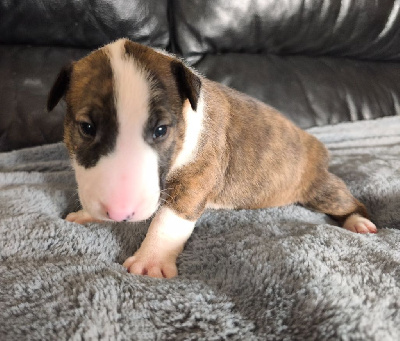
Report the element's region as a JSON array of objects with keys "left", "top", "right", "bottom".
[
  {"left": 343, "top": 214, "right": 377, "bottom": 234},
  {"left": 123, "top": 250, "right": 178, "bottom": 278},
  {"left": 66, "top": 210, "right": 102, "bottom": 225}
]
